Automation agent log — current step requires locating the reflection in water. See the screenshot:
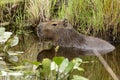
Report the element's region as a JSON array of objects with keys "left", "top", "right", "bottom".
[
  {"left": 82, "top": 45, "right": 120, "bottom": 80},
  {"left": 18, "top": 34, "right": 120, "bottom": 80}
]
